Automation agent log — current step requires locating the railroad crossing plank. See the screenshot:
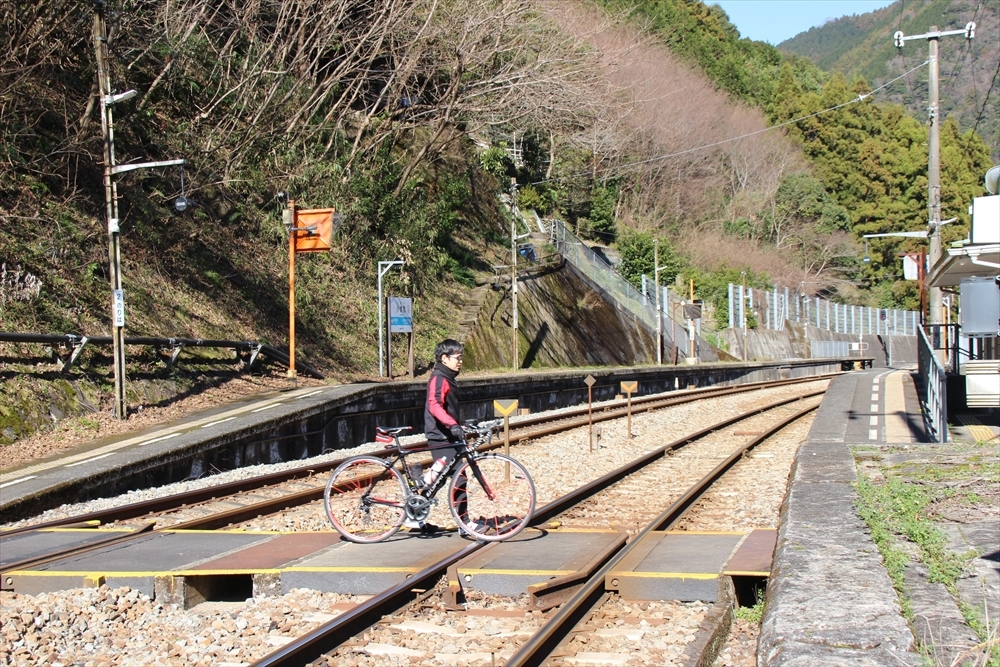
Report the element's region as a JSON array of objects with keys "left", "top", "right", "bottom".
[
  {"left": 723, "top": 528, "right": 776, "bottom": 576},
  {"left": 457, "top": 528, "right": 624, "bottom": 596},
  {"left": 281, "top": 531, "right": 466, "bottom": 594},
  {"left": 606, "top": 531, "right": 745, "bottom": 601},
  {"left": 0, "top": 527, "right": 134, "bottom": 569}
]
